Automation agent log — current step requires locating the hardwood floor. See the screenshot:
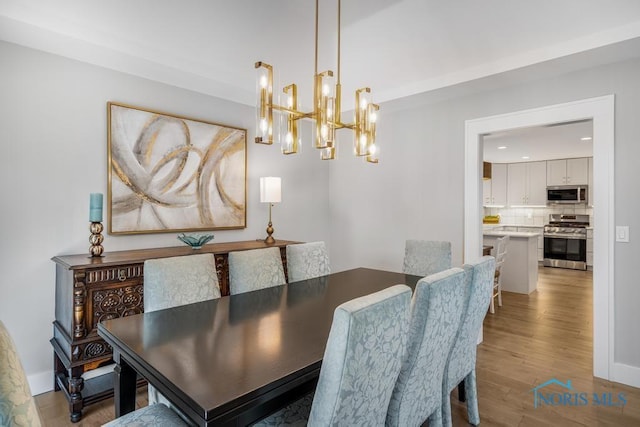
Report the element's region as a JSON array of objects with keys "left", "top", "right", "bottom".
[
  {"left": 450, "top": 266, "right": 640, "bottom": 426},
  {"left": 34, "top": 387, "right": 148, "bottom": 426},
  {"left": 35, "top": 267, "right": 640, "bottom": 426}
]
